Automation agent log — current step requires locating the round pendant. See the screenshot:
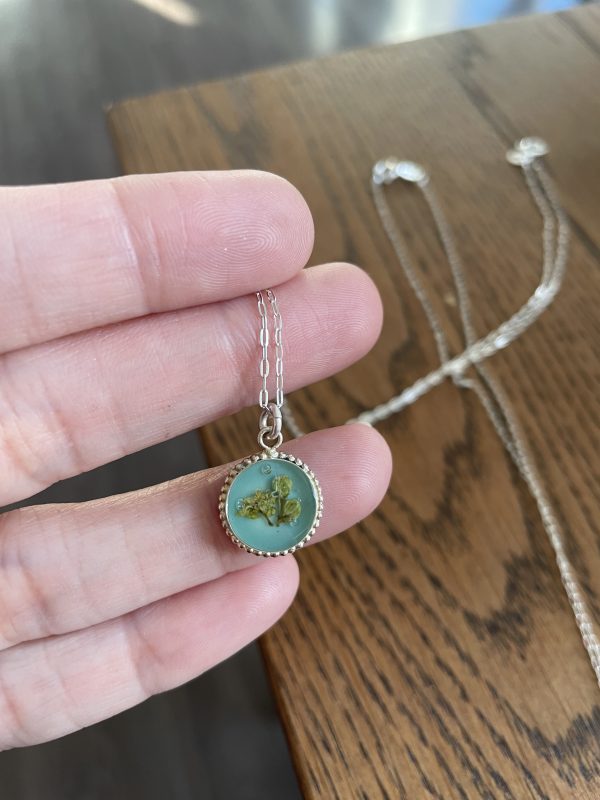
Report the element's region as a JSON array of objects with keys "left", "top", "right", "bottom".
[{"left": 219, "top": 452, "right": 323, "bottom": 556}]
